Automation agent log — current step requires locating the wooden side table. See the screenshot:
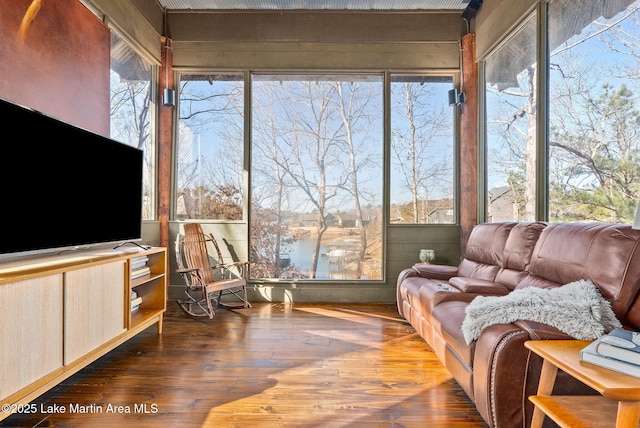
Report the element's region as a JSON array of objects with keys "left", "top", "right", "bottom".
[{"left": 525, "top": 340, "right": 640, "bottom": 428}]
